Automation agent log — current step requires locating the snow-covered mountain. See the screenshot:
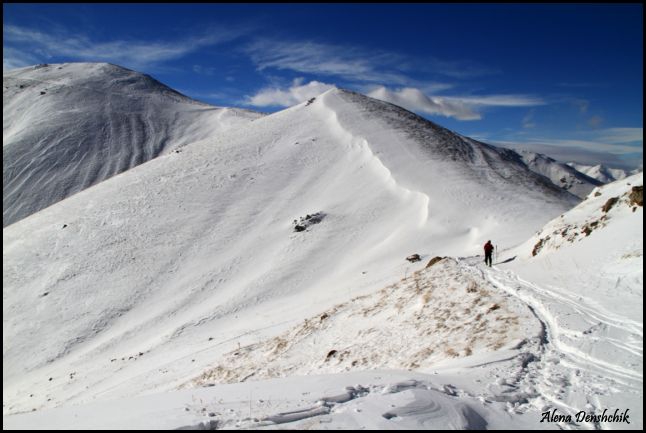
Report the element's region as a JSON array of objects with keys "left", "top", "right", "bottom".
[
  {"left": 566, "top": 162, "right": 637, "bottom": 184},
  {"left": 515, "top": 149, "right": 602, "bottom": 198},
  {"left": 3, "top": 87, "right": 578, "bottom": 413},
  {"left": 3, "top": 71, "right": 642, "bottom": 430},
  {"left": 3, "top": 62, "right": 262, "bottom": 227},
  {"left": 4, "top": 171, "right": 641, "bottom": 430}
]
